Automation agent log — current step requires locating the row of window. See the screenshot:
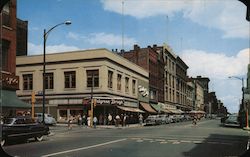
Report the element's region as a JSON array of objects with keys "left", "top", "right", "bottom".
[{"left": 22, "top": 70, "right": 137, "bottom": 95}]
